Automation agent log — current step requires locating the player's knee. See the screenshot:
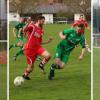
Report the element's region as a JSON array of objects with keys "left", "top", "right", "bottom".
[
  {"left": 59, "top": 63, "right": 65, "bottom": 69},
  {"left": 60, "top": 65, "right": 64, "bottom": 69},
  {"left": 55, "top": 58, "right": 61, "bottom": 65},
  {"left": 45, "top": 53, "right": 51, "bottom": 60}
]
